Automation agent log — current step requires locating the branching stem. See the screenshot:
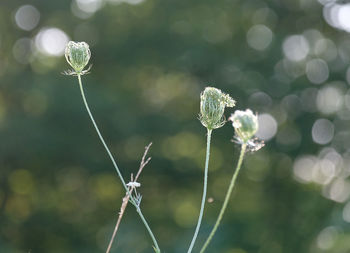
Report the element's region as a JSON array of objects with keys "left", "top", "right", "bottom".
[
  {"left": 106, "top": 143, "right": 153, "bottom": 253},
  {"left": 77, "top": 75, "right": 161, "bottom": 252}
]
